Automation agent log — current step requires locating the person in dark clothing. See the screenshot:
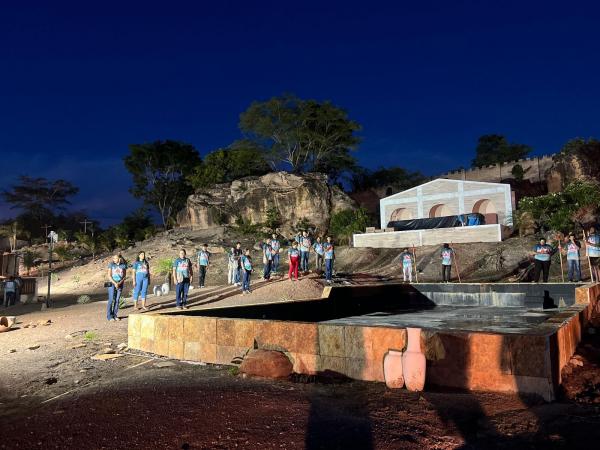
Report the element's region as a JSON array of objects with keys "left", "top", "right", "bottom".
[
  {"left": 533, "top": 238, "right": 555, "bottom": 283},
  {"left": 440, "top": 244, "right": 454, "bottom": 282}
]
